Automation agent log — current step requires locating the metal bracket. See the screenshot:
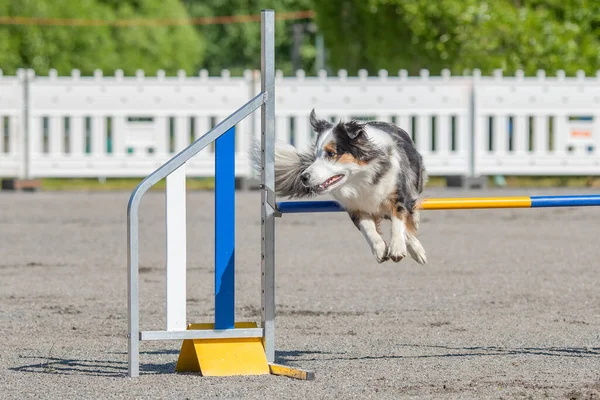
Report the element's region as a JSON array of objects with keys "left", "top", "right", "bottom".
[{"left": 266, "top": 187, "right": 277, "bottom": 211}]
